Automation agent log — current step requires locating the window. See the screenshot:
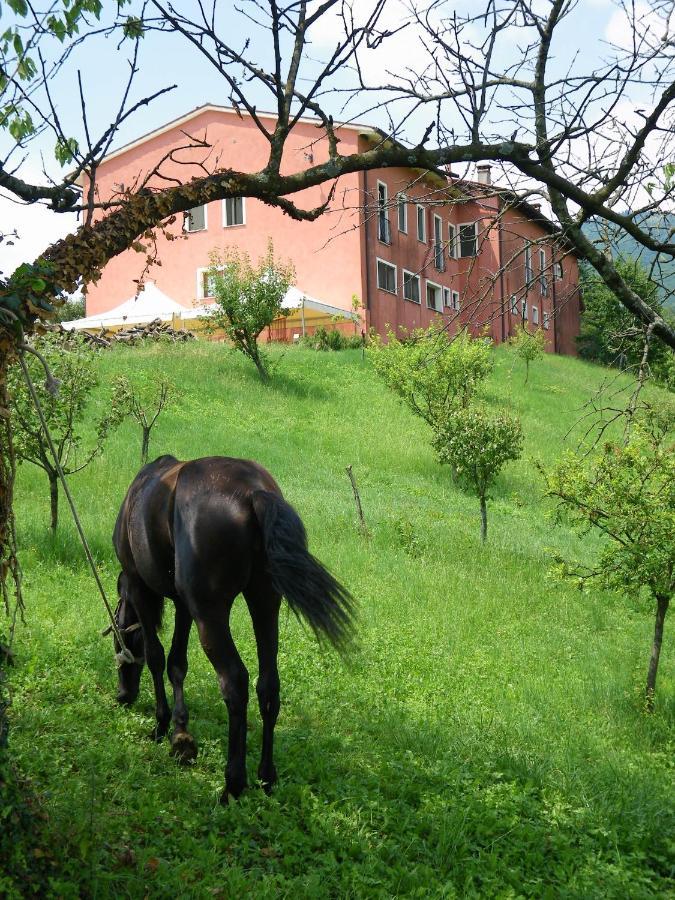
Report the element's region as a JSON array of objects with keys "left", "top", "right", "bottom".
[
  {"left": 459, "top": 222, "right": 477, "bottom": 257},
  {"left": 543, "top": 312, "right": 550, "bottom": 330},
  {"left": 433, "top": 215, "right": 445, "bottom": 270},
  {"left": 397, "top": 193, "right": 407, "bottom": 233},
  {"left": 223, "top": 197, "right": 245, "bottom": 227},
  {"left": 416, "top": 204, "right": 426, "bottom": 242},
  {"left": 451, "top": 290, "right": 461, "bottom": 311},
  {"left": 376, "top": 259, "right": 397, "bottom": 294},
  {"left": 447, "top": 223, "right": 457, "bottom": 259},
  {"left": 403, "top": 270, "right": 421, "bottom": 304},
  {"left": 524, "top": 242, "right": 533, "bottom": 284},
  {"left": 521, "top": 299, "right": 528, "bottom": 321},
  {"left": 555, "top": 260, "right": 563, "bottom": 280},
  {"left": 510, "top": 294, "right": 518, "bottom": 315},
  {"left": 539, "top": 248, "right": 548, "bottom": 296},
  {"left": 532, "top": 305, "right": 539, "bottom": 325},
  {"left": 185, "top": 205, "right": 207, "bottom": 232},
  {"left": 443, "top": 287, "right": 450, "bottom": 308},
  {"left": 426, "top": 281, "right": 441, "bottom": 311},
  {"left": 196, "top": 266, "right": 220, "bottom": 300},
  {"left": 377, "top": 181, "right": 391, "bottom": 244}
]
